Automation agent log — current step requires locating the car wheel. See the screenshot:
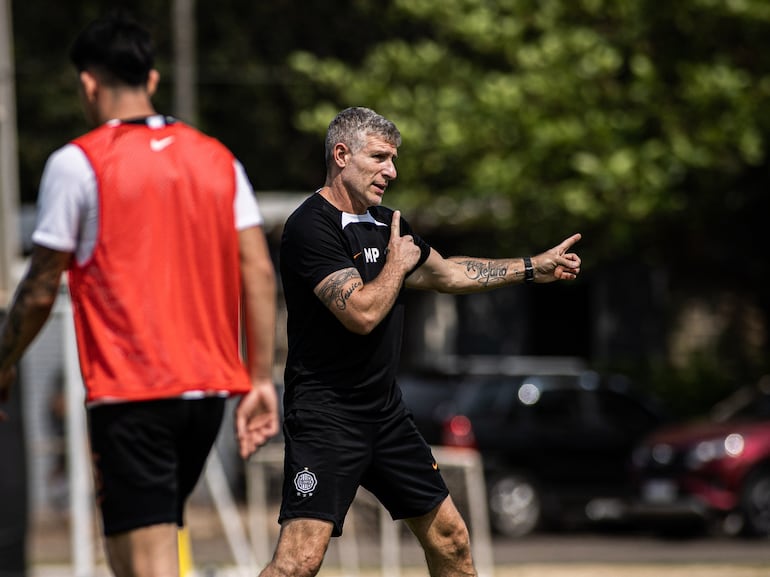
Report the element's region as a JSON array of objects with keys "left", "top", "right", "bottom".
[
  {"left": 740, "top": 467, "right": 770, "bottom": 536},
  {"left": 487, "top": 473, "right": 541, "bottom": 537}
]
